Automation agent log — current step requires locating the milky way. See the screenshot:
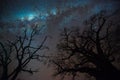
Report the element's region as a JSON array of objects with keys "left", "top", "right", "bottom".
[{"left": 0, "top": 0, "right": 119, "bottom": 22}]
